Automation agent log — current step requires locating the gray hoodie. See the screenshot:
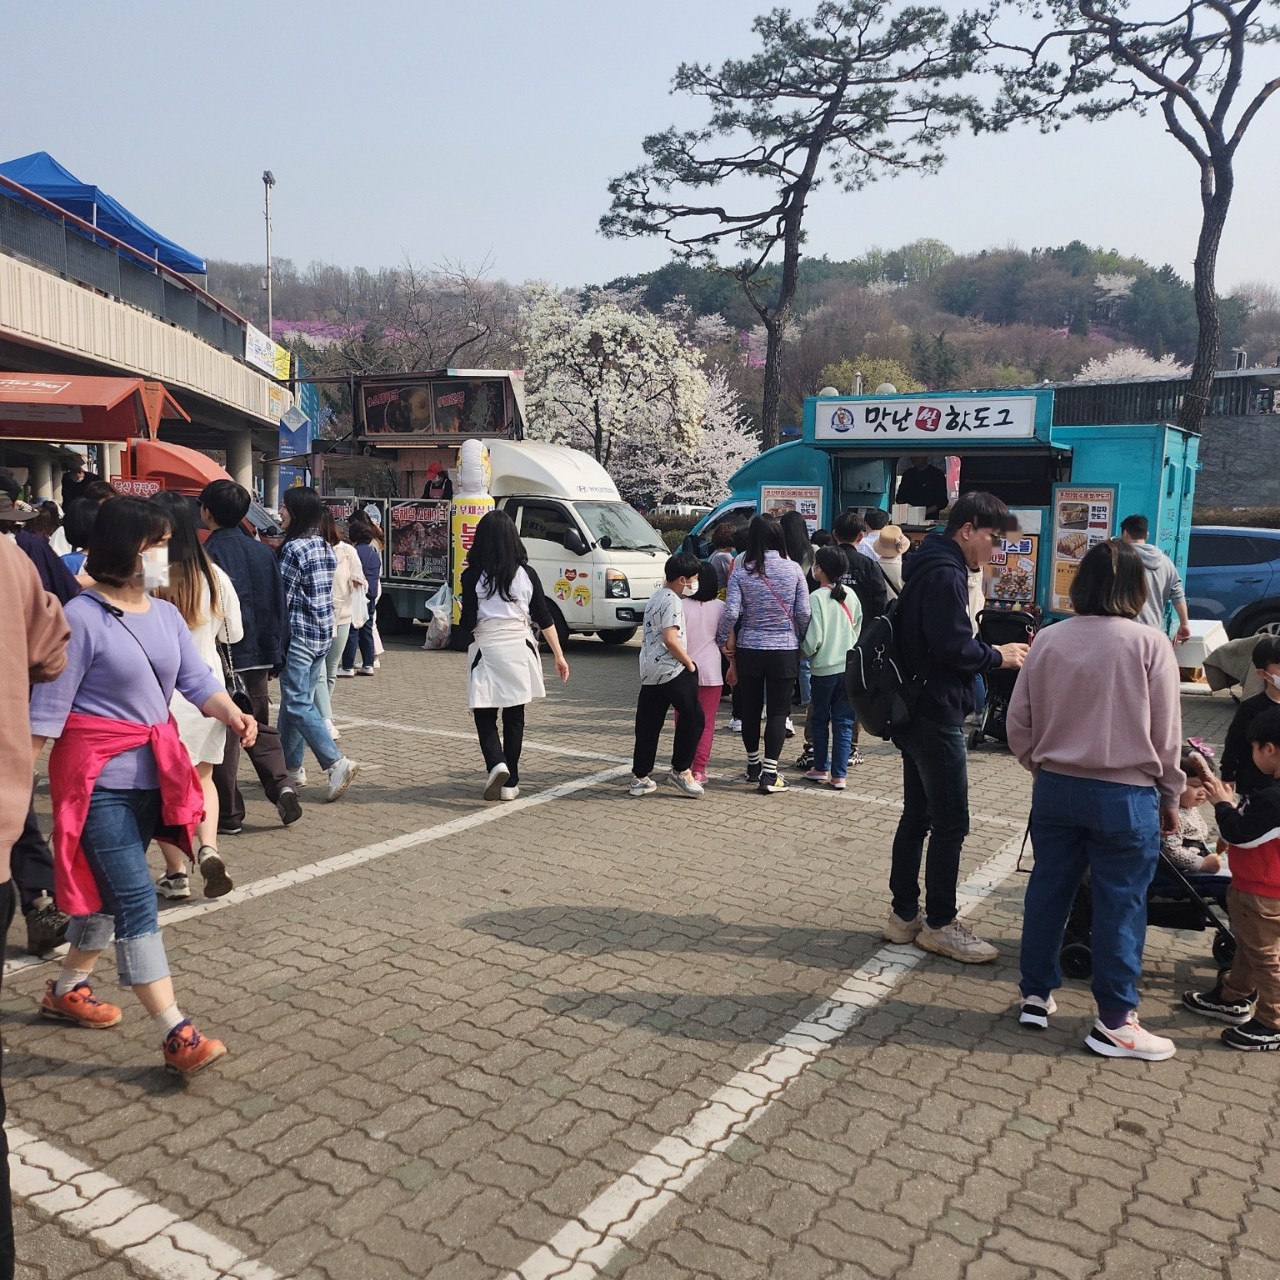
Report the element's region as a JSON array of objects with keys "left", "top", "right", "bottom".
[{"left": 1132, "top": 540, "right": 1185, "bottom": 632}]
